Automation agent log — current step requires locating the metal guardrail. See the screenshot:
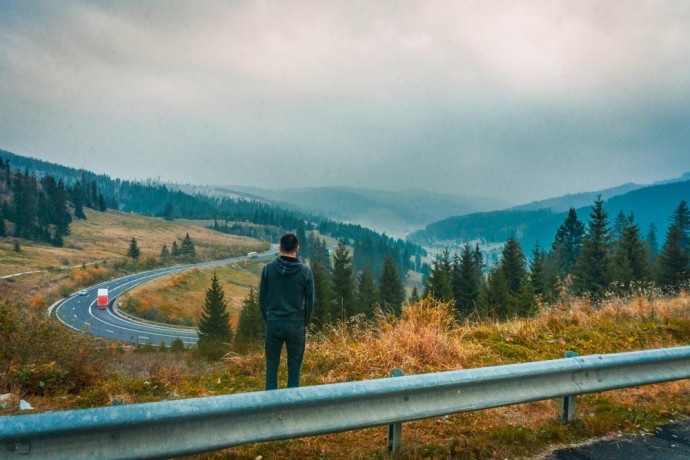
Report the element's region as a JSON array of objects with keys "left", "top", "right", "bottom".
[{"left": 1, "top": 346, "right": 689, "bottom": 459}]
